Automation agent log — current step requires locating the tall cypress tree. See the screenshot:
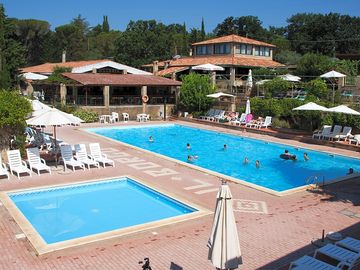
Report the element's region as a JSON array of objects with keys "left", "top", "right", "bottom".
[
  {"left": 102, "top": 15, "right": 110, "bottom": 32},
  {"left": 200, "top": 17, "right": 206, "bottom": 40},
  {"left": 181, "top": 22, "right": 188, "bottom": 56}
]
